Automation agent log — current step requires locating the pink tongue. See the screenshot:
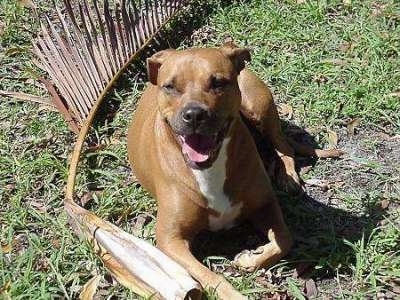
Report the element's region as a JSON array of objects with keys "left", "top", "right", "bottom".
[{"left": 182, "top": 134, "right": 216, "bottom": 163}]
